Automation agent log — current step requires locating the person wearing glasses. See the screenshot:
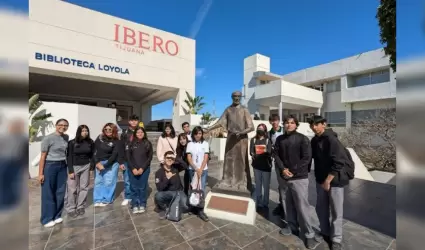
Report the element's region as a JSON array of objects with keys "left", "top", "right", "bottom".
[
  {"left": 38, "top": 119, "right": 70, "bottom": 228},
  {"left": 92, "top": 123, "right": 121, "bottom": 207},
  {"left": 154, "top": 151, "right": 189, "bottom": 219}
]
